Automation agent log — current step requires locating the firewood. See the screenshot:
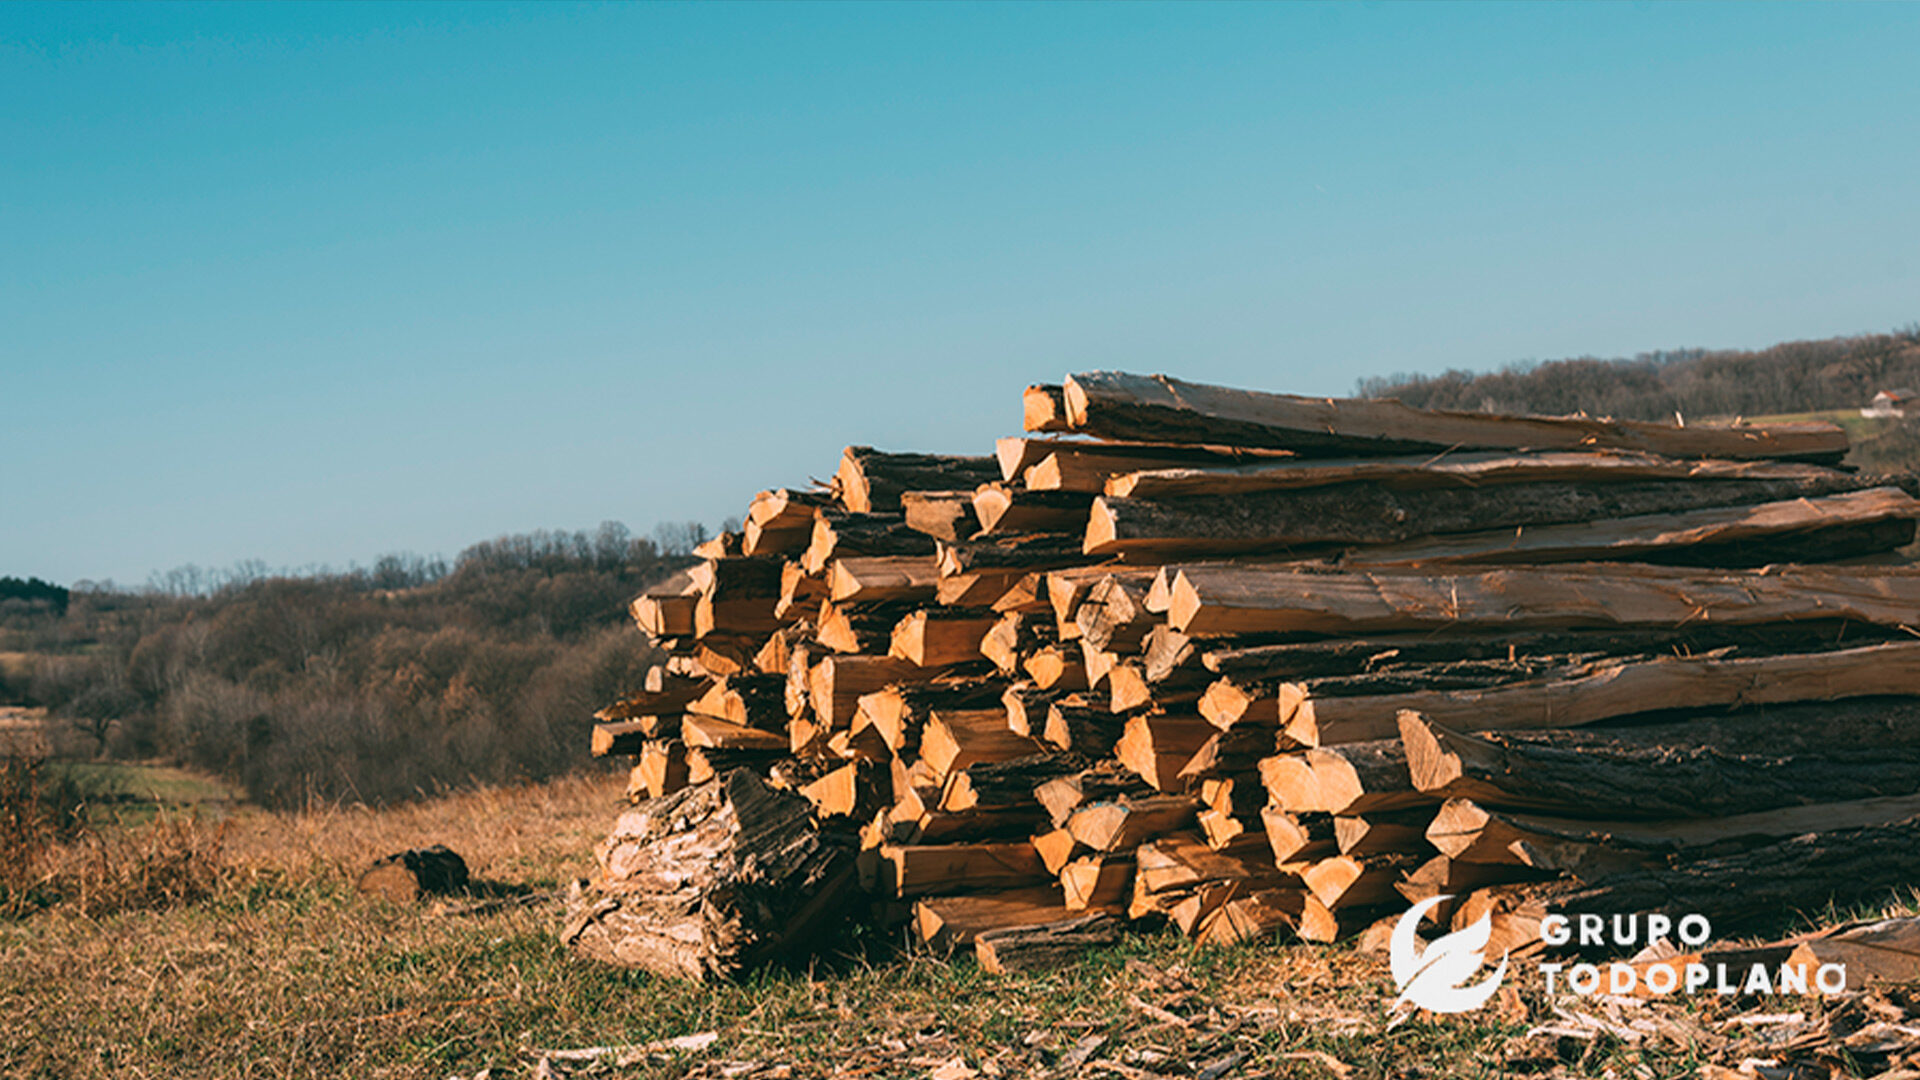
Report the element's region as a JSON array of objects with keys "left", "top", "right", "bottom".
[
  {"left": 1333, "top": 808, "right": 1433, "bottom": 856},
  {"left": 1023, "top": 645, "right": 1088, "bottom": 691},
  {"left": 1261, "top": 809, "right": 1338, "bottom": 863},
  {"left": 633, "top": 740, "right": 690, "bottom": 801},
  {"left": 1060, "top": 855, "right": 1134, "bottom": 910},
  {"left": 1177, "top": 727, "right": 1279, "bottom": 783},
  {"left": 598, "top": 670, "right": 709, "bottom": 720},
  {"left": 807, "top": 655, "right": 920, "bottom": 730},
  {"left": 854, "top": 677, "right": 1008, "bottom": 753},
  {"left": 755, "top": 623, "right": 812, "bottom": 677},
  {"left": 934, "top": 570, "right": 1030, "bottom": 608},
  {"left": 971, "top": 485, "right": 1096, "bottom": 535},
  {"left": 357, "top": 845, "right": 469, "bottom": 903},
  {"left": 799, "top": 760, "right": 886, "bottom": 820},
  {"left": 980, "top": 612, "right": 1031, "bottom": 675},
  {"left": 1047, "top": 566, "right": 1154, "bottom": 628},
  {"left": 937, "top": 532, "right": 1093, "bottom": 577},
  {"left": 989, "top": 571, "right": 1051, "bottom": 614},
  {"left": 1201, "top": 775, "right": 1267, "bottom": 818},
  {"left": 1010, "top": 440, "right": 1298, "bottom": 493},
  {"left": 564, "top": 771, "right": 859, "bottom": 981},
  {"left": 744, "top": 488, "right": 834, "bottom": 553},
  {"left": 1085, "top": 476, "right": 1884, "bottom": 559},
  {"left": 1196, "top": 808, "right": 1249, "bottom": 849},
  {"left": 827, "top": 556, "right": 941, "bottom": 604},
  {"left": 1080, "top": 640, "right": 1121, "bottom": 690},
  {"left": 1114, "top": 714, "right": 1215, "bottom": 791},
  {"left": 1061, "top": 371, "right": 1849, "bottom": 462},
  {"left": 1066, "top": 794, "right": 1200, "bottom": 852},
  {"left": 1074, "top": 576, "right": 1156, "bottom": 652},
  {"left": 805, "top": 511, "right": 936, "bottom": 574},
  {"left": 592, "top": 721, "right": 655, "bottom": 758},
  {"left": 1033, "top": 827, "right": 1086, "bottom": 875},
  {"left": 1142, "top": 626, "right": 1197, "bottom": 682},
  {"left": 1427, "top": 793, "right": 1920, "bottom": 870},
  {"left": 1301, "top": 853, "right": 1421, "bottom": 910},
  {"left": 974, "top": 912, "right": 1125, "bottom": 973},
  {"left": 693, "top": 532, "right": 744, "bottom": 559},
  {"left": 880, "top": 842, "right": 1050, "bottom": 897},
  {"left": 1166, "top": 562, "right": 1920, "bottom": 637},
  {"left": 828, "top": 725, "right": 891, "bottom": 763},
  {"left": 900, "top": 490, "right": 981, "bottom": 543},
  {"left": 913, "top": 886, "right": 1074, "bottom": 947},
  {"left": 890, "top": 608, "right": 1000, "bottom": 667},
  {"left": 1033, "top": 762, "right": 1155, "bottom": 827},
  {"left": 1134, "top": 832, "right": 1298, "bottom": 897},
  {"left": 939, "top": 752, "right": 1091, "bottom": 812},
  {"left": 1194, "top": 887, "right": 1307, "bottom": 946},
  {"left": 686, "top": 747, "right": 786, "bottom": 784},
  {"left": 1000, "top": 684, "right": 1061, "bottom": 739},
  {"left": 1105, "top": 449, "right": 1854, "bottom": 500},
  {"left": 1299, "top": 741, "right": 1427, "bottom": 815},
  {"left": 1399, "top": 707, "right": 1920, "bottom": 819},
  {"left": 1295, "top": 893, "right": 1379, "bottom": 943},
  {"left": 833, "top": 447, "right": 999, "bottom": 514},
  {"left": 1289, "top": 641, "right": 1920, "bottom": 746},
  {"left": 814, "top": 600, "right": 909, "bottom": 654},
  {"left": 690, "top": 673, "right": 788, "bottom": 731},
  {"left": 1022, "top": 384, "right": 1071, "bottom": 434},
  {"left": 1043, "top": 700, "right": 1125, "bottom": 756},
  {"left": 911, "top": 804, "right": 1052, "bottom": 844},
  {"left": 1394, "top": 855, "right": 1543, "bottom": 908},
  {"left": 632, "top": 593, "right": 697, "bottom": 637},
  {"left": 682, "top": 714, "right": 790, "bottom": 753},
  {"left": 919, "top": 709, "right": 1043, "bottom": 779},
  {"left": 1347, "top": 487, "right": 1919, "bottom": 569}
]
